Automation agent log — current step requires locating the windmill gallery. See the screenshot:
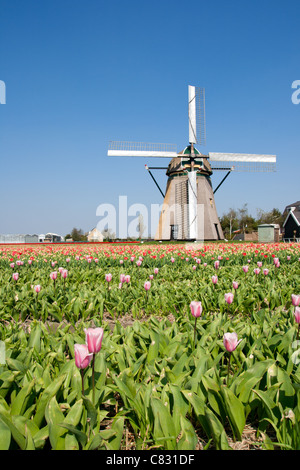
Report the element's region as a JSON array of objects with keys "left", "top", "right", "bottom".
[{"left": 107, "top": 86, "right": 276, "bottom": 241}]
